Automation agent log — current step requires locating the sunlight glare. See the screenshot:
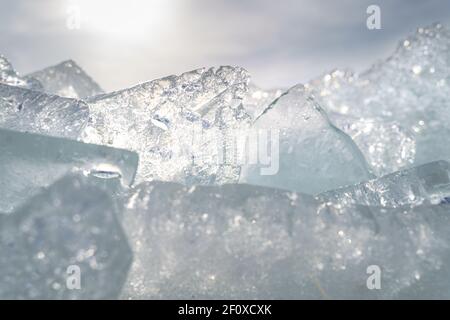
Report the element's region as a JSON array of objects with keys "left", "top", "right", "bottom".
[{"left": 76, "top": 0, "right": 171, "bottom": 39}]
